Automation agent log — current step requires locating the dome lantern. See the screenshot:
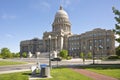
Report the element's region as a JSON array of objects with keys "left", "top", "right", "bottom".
[
  {"left": 55, "top": 6, "right": 69, "bottom": 18},
  {"left": 52, "top": 6, "right": 71, "bottom": 34}
]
